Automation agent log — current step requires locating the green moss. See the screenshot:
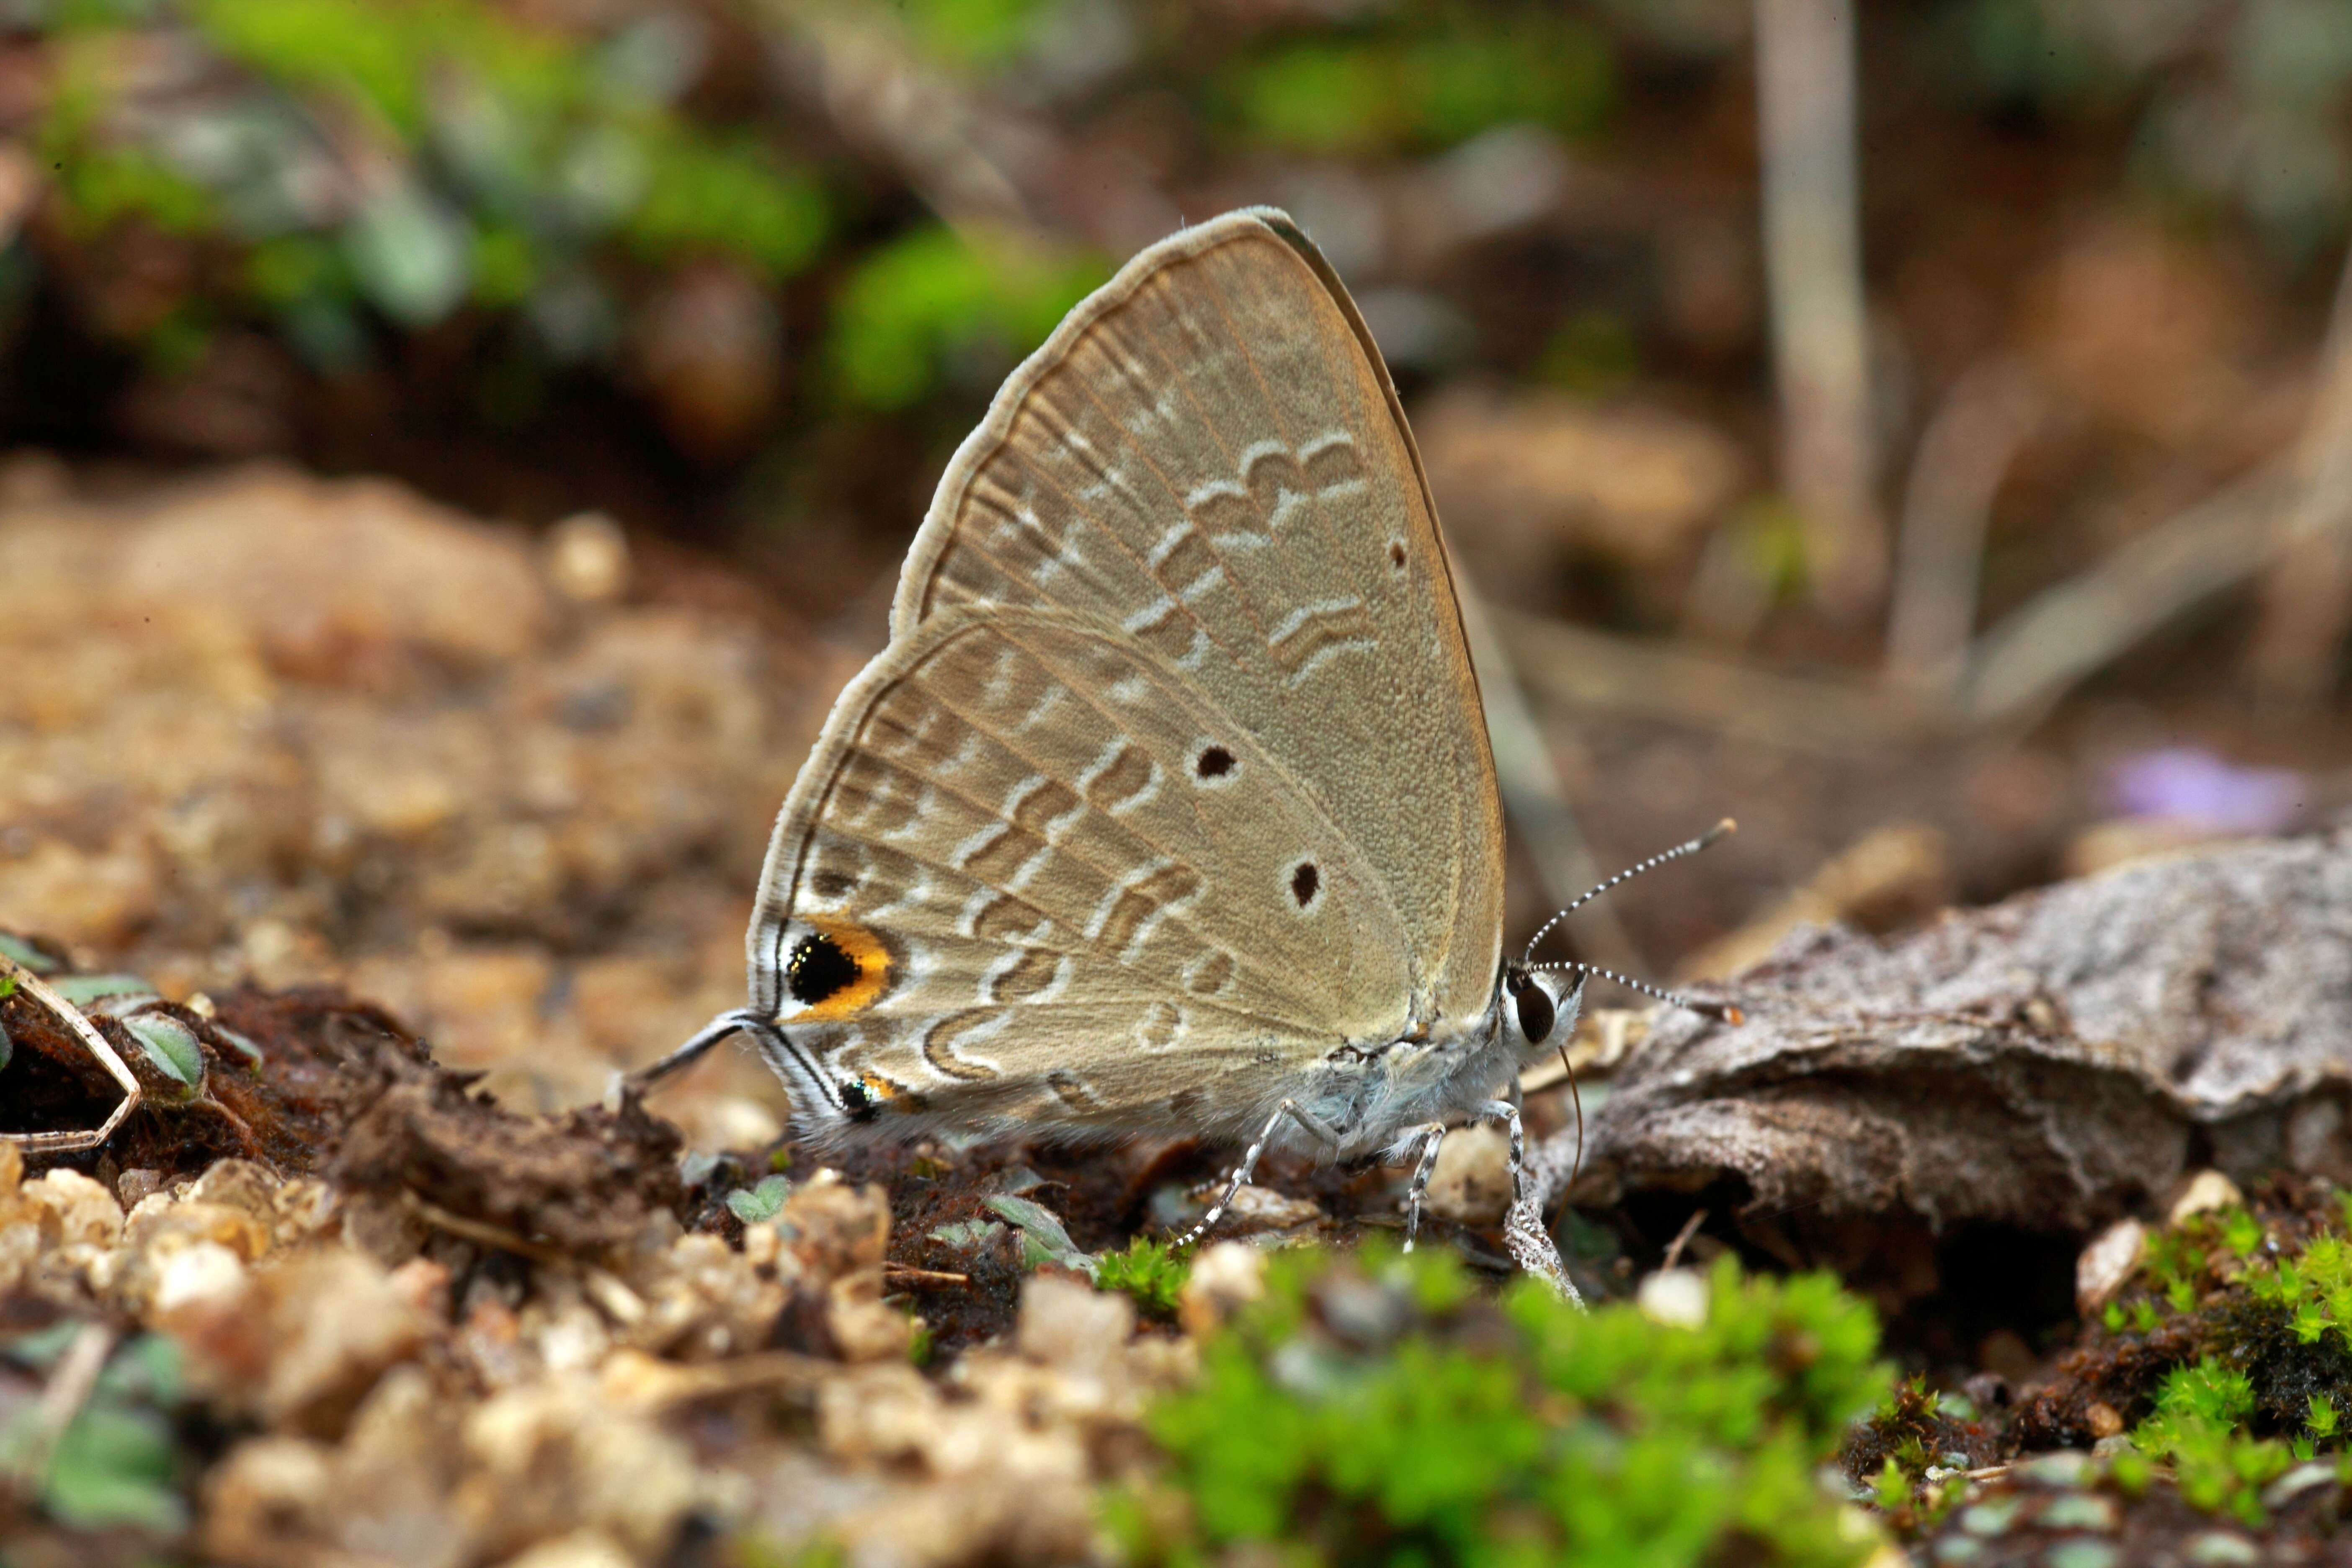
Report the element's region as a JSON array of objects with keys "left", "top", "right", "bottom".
[
  {"left": 1096, "top": 1238, "right": 1189, "bottom": 1319},
  {"left": 2087, "top": 1193, "right": 2352, "bottom": 1524},
  {"left": 2132, "top": 1359, "right": 2293, "bottom": 1527},
  {"left": 1117, "top": 1244, "right": 1889, "bottom": 1567}
]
